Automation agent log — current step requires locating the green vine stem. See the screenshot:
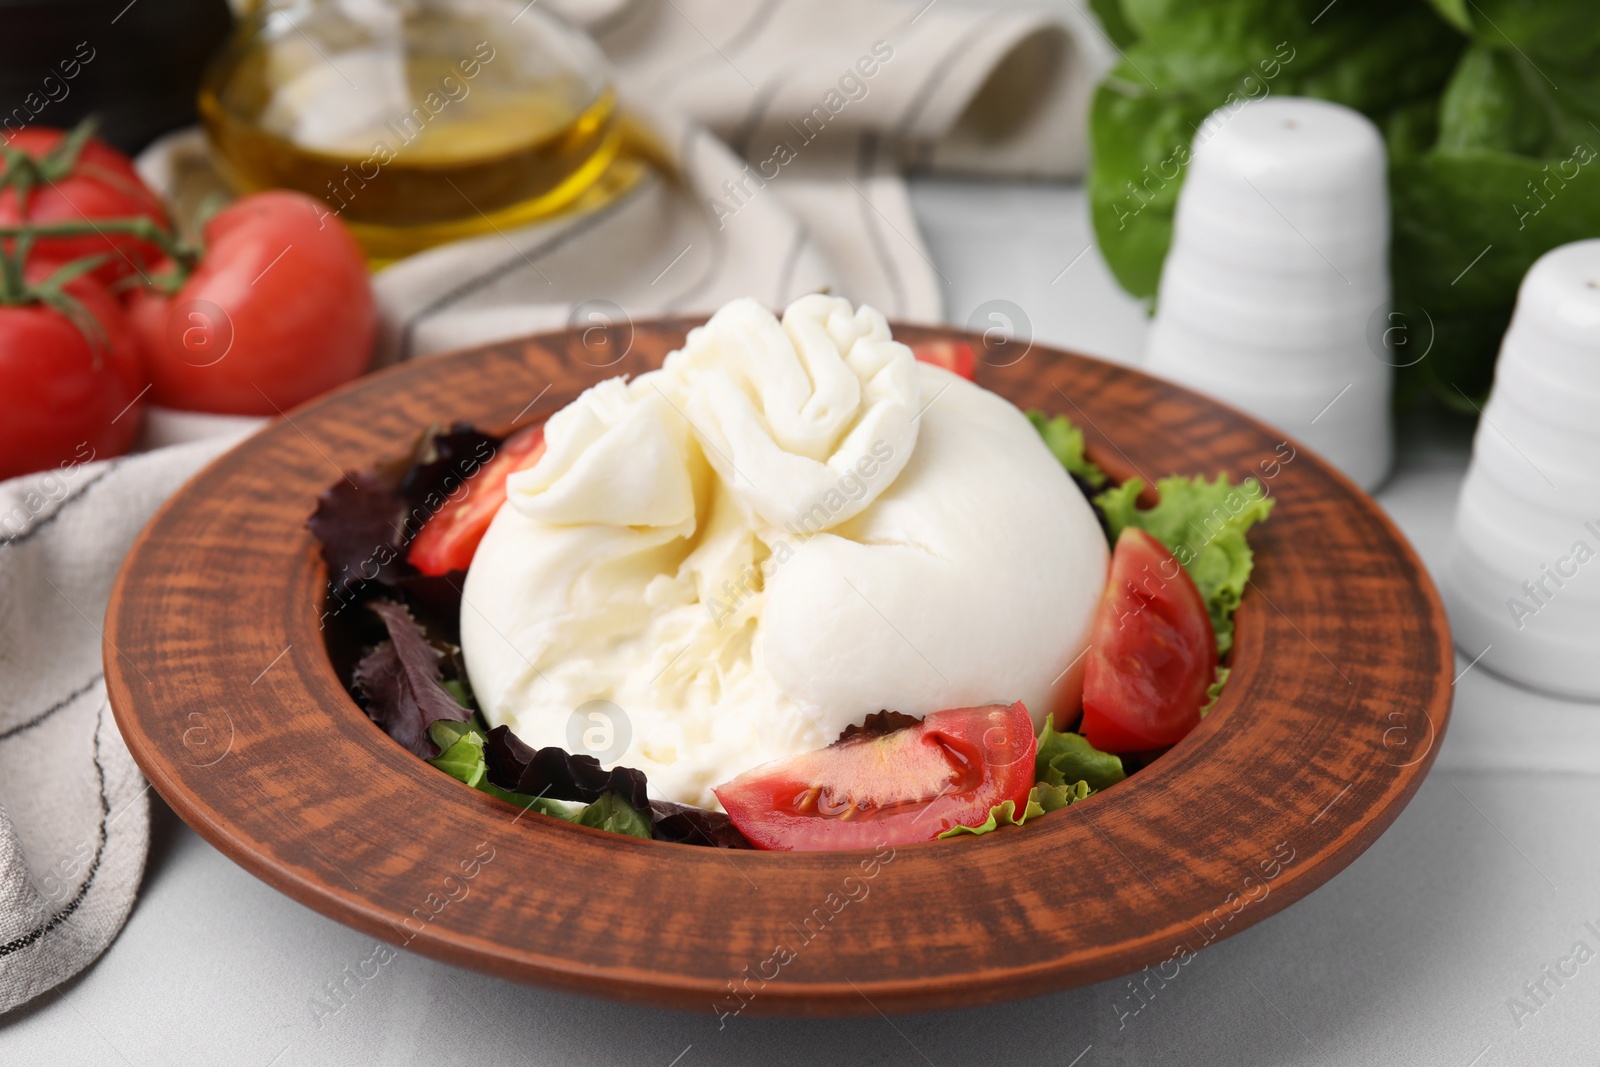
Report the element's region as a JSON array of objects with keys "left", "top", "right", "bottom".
[
  {"left": 0, "top": 240, "right": 113, "bottom": 364},
  {"left": 0, "top": 218, "right": 198, "bottom": 293},
  {"left": 0, "top": 117, "right": 98, "bottom": 215}
]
